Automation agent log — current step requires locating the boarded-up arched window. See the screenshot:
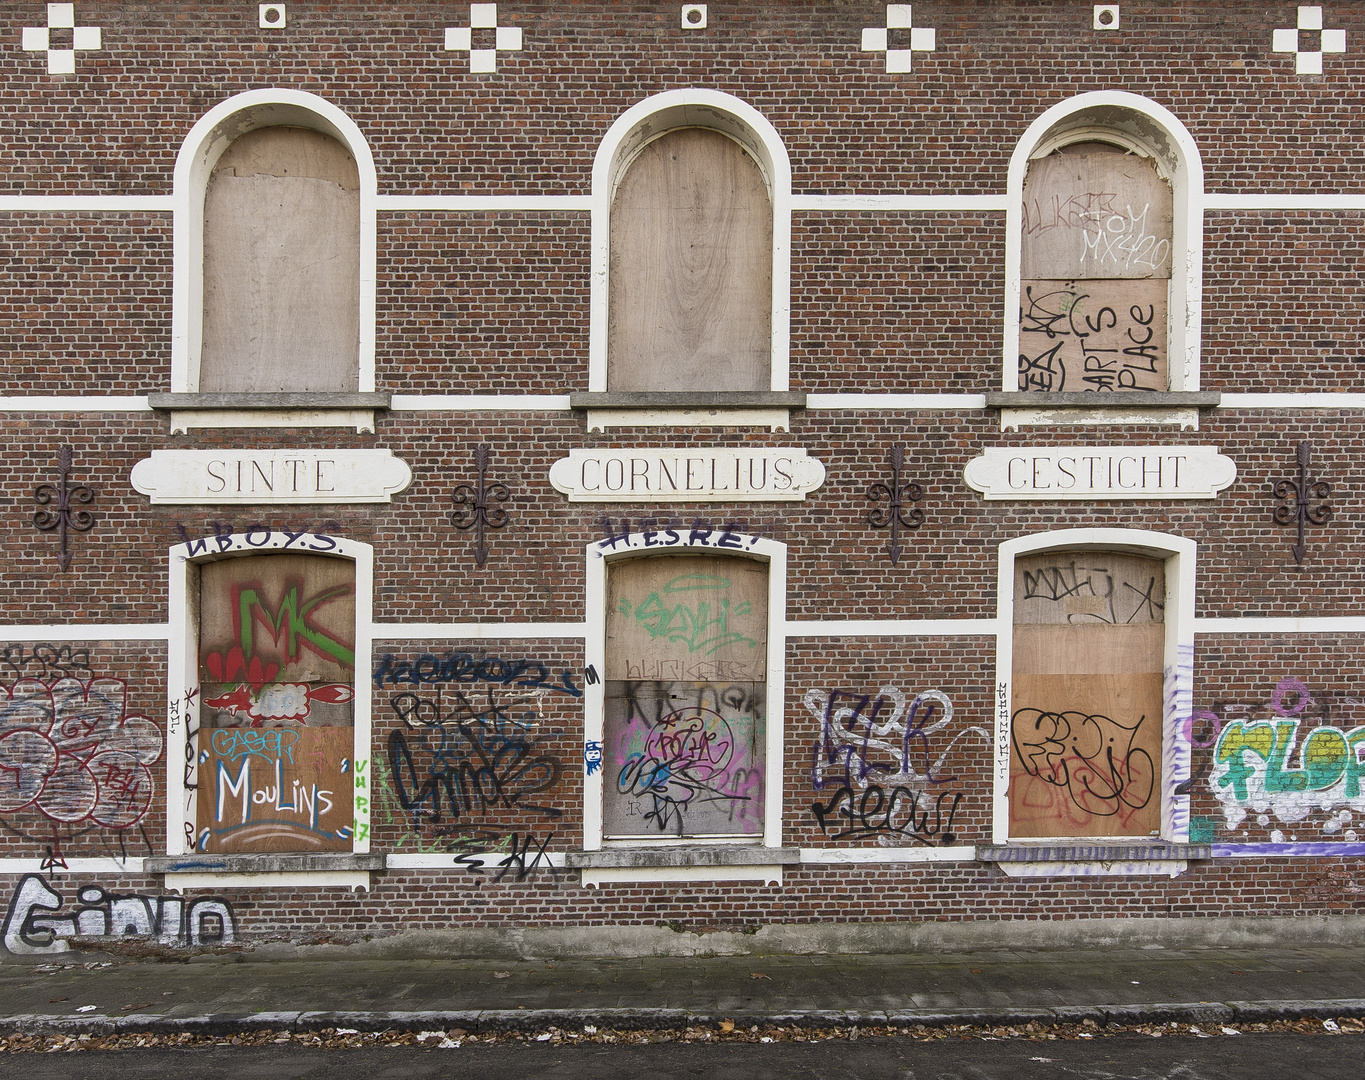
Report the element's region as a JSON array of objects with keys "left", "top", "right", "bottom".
[
  {"left": 200, "top": 127, "right": 360, "bottom": 392},
  {"left": 196, "top": 553, "right": 356, "bottom": 853},
  {"left": 1009, "top": 551, "right": 1165, "bottom": 838},
  {"left": 1019, "top": 142, "right": 1172, "bottom": 393},
  {"left": 602, "top": 554, "right": 767, "bottom": 839},
  {"left": 608, "top": 128, "right": 772, "bottom": 392}
]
